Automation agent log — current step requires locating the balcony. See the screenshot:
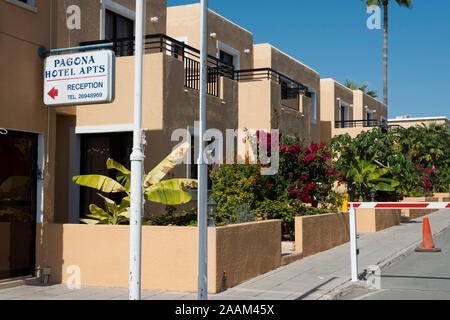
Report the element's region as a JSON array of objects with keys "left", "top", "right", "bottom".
[
  {"left": 80, "top": 34, "right": 235, "bottom": 97},
  {"left": 335, "top": 119, "right": 381, "bottom": 129},
  {"left": 334, "top": 120, "right": 404, "bottom": 132},
  {"left": 234, "top": 68, "right": 311, "bottom": 111}
]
